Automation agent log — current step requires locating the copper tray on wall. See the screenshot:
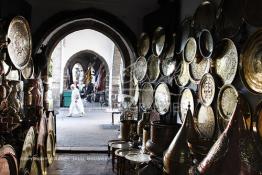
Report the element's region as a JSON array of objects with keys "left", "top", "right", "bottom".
[
  {"left": 240, "top": 29, "right": 262, "bottom": 94},
  {"left": 7, "top": 16, "right": 32, "bottom": 70},
  {"left": 183, "top": 37, "right": 197, "bottom": 64},
  {"left": 141, "top": 82, "right": 154, "bottom": 111},
  {"left": 161, "top": 57, "right": 176, "bottom": 77},
  {"left": 137, "top": 32, "right": 150, "bottom": 57},
  {"left": 154, "top": 83, "right": 171, "bottom": 115}
]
